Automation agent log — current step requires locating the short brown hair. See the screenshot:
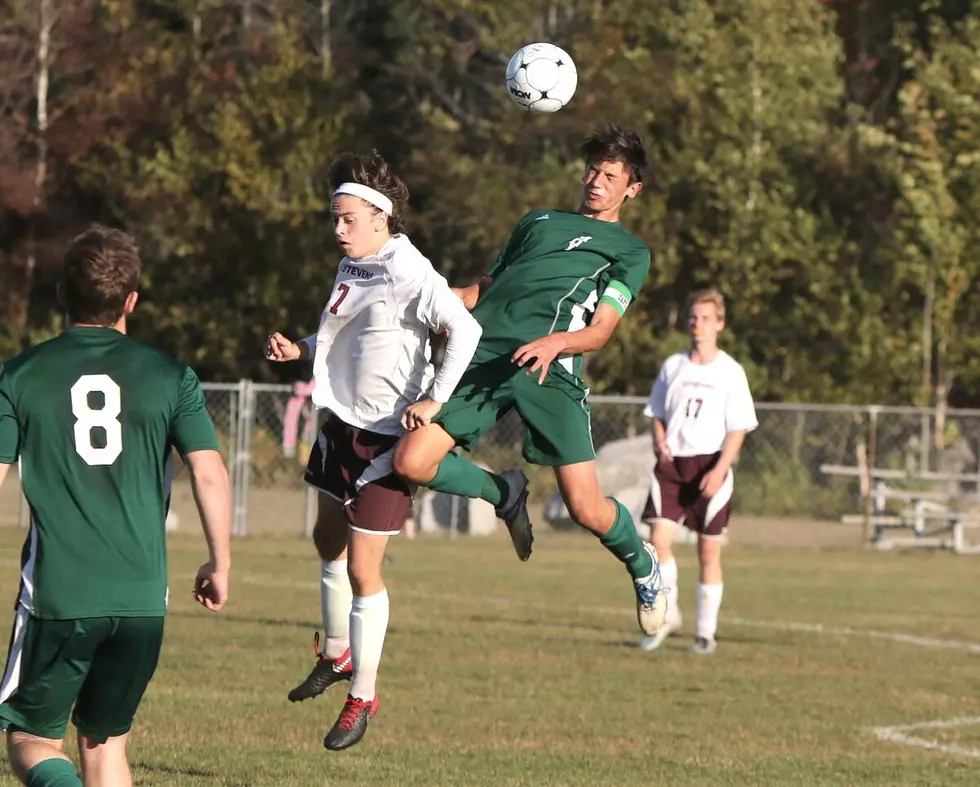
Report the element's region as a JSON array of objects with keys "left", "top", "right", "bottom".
[
  {"left": 327, "top": 151, "right": 410, "bottom": 234},
  {"left": 687, "top": 288, "right": 726, "bottom": 321},
  {"left": 60, "top": 227, "right": 141, "bottom": 326}
]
